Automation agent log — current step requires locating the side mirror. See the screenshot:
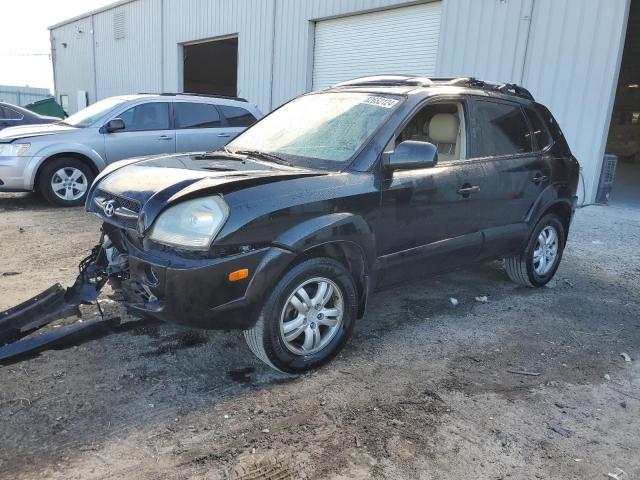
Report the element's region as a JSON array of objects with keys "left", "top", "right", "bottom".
[
  {"left": 385, "top": 141, "right": 438, "bottom": 171},
  {"left": 105, "top": 118, "right": 125, "bottom": 133}
]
